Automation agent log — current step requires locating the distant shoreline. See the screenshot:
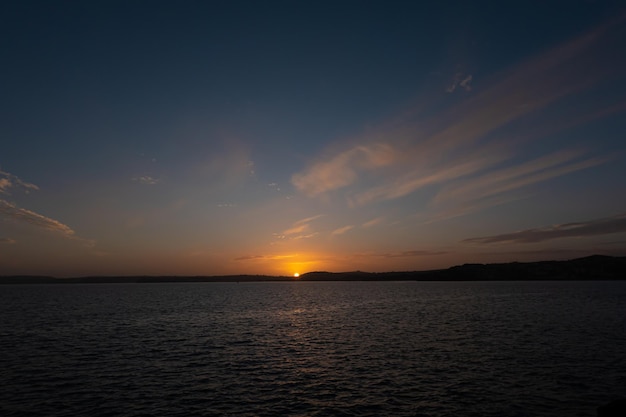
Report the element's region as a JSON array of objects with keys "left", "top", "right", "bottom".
[{"left": 2, "top": 255, "right": 626, "bottom": 284}]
